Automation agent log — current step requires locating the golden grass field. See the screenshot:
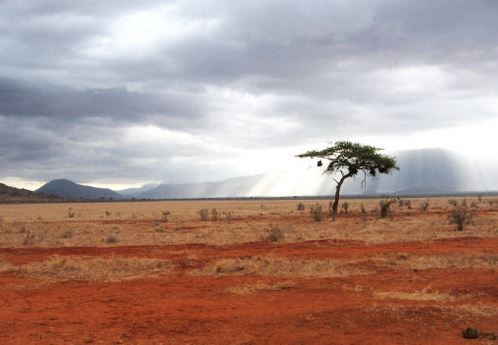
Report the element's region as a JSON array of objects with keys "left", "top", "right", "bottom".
[{"left": 0, "top": 197, "right": 497, "bottom": 344}]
